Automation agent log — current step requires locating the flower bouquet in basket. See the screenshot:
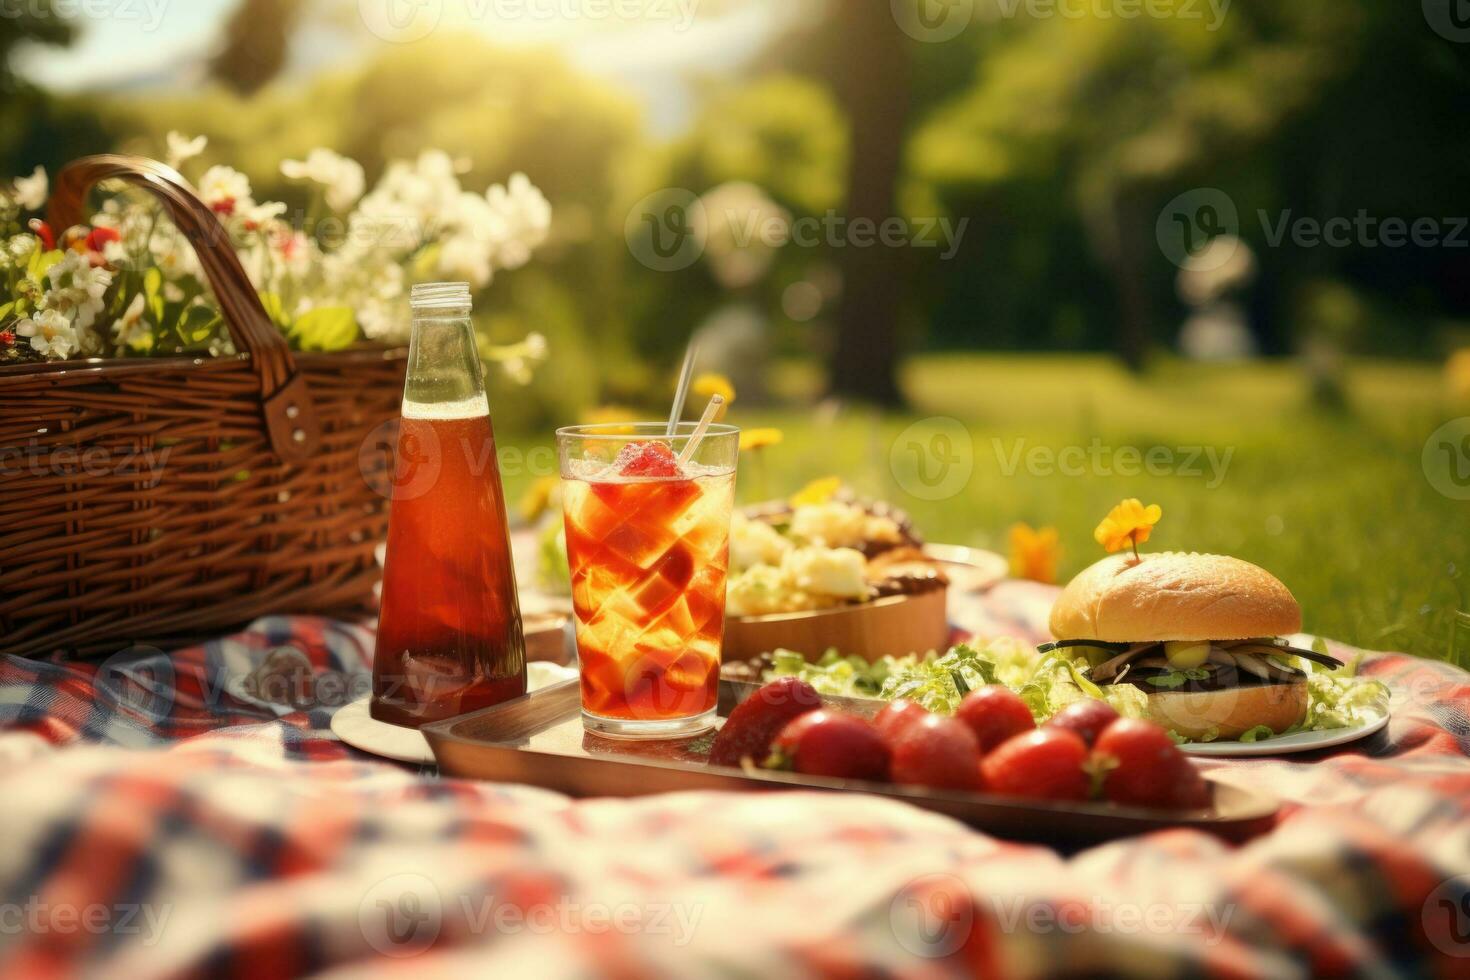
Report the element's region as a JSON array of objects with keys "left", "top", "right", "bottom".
[
  {"left": 1, "top": 133, "right": 550, "bottom": 374},
  {"left": 0, "top": 140, "right": 554, "bottom": 657}
]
